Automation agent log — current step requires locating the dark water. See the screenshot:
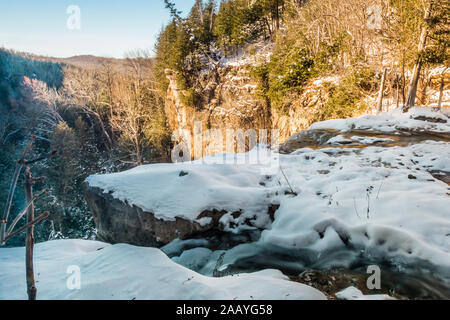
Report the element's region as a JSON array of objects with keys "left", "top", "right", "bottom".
[
  {"left": 167, "top": 232, "right": 450, "bottom": 300},
  {"left": 218, "top": 242, "right": 450, "bottom": 299},
  {"left": 167, "top": 128, "right": 450, "bottom": 299}
]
